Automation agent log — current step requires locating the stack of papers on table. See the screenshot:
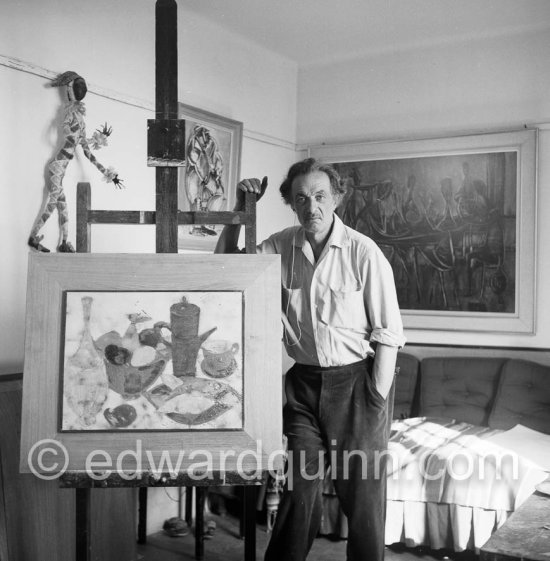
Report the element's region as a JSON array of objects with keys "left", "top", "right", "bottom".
[{"left": 486, "top": 424, "right": 550, "bottom": 472}]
